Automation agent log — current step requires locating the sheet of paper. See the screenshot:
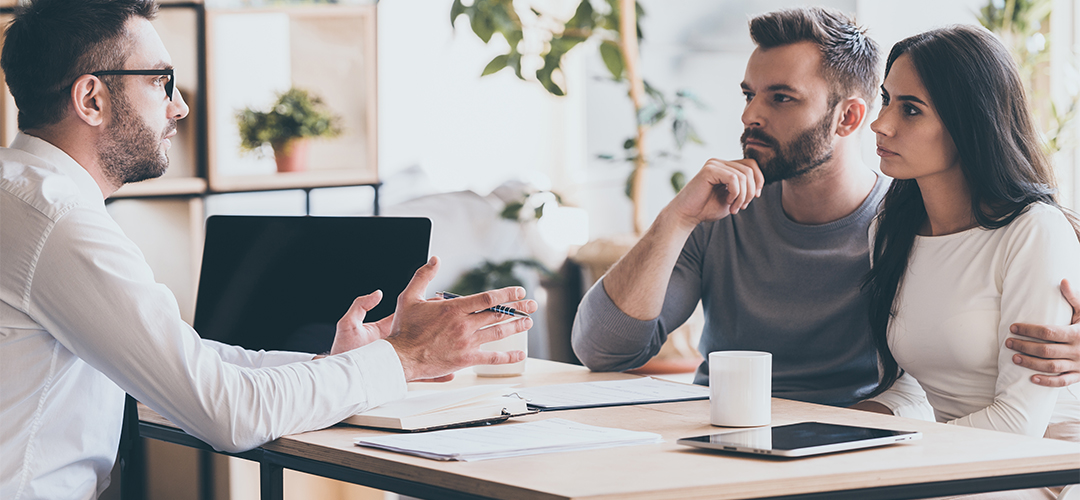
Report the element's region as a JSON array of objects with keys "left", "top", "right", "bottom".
[
  {"left": 512, "top": 377, "right": 709, "bottom": 410},
  {"left": 355, "top": 418, "right": 662, "bottom": 461},
  {"left": 356, "top": 384, "right": 517, "bottom": 418}
]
